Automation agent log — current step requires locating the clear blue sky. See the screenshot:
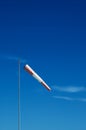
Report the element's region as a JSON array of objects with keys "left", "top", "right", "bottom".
[{"left": 0, "top": 0, "right": 86, "bottom": 130}]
